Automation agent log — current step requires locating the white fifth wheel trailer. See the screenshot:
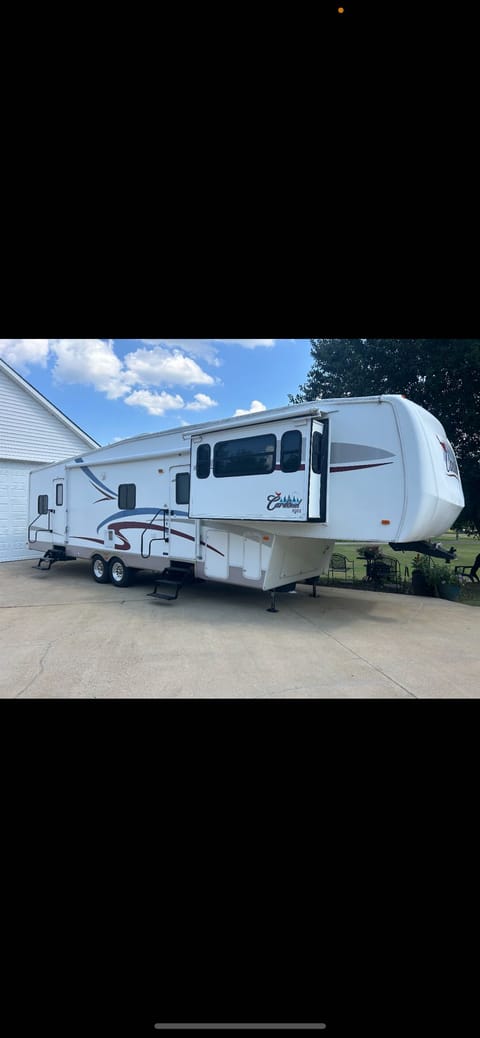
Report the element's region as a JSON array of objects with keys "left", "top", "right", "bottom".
[{"left": 27, "top": 396, "right": 464, "bottom": 602}]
